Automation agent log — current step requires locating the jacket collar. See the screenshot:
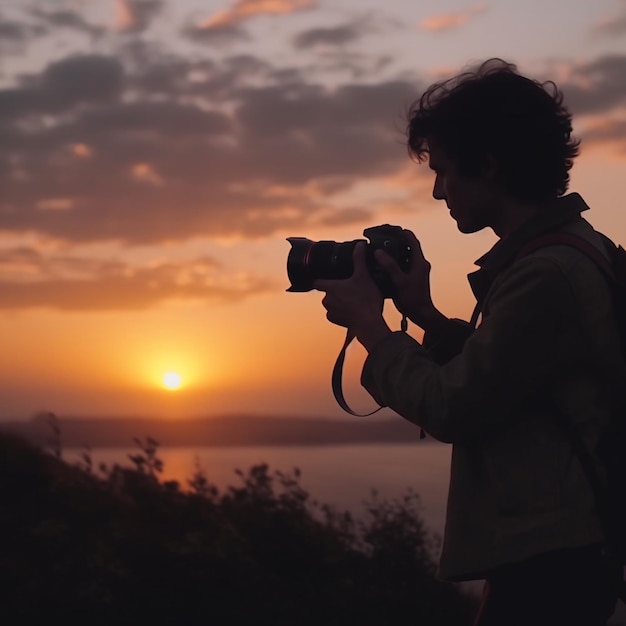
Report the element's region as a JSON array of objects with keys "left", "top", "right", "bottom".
[{"left": 467, "top": 193, "right": 591, "bottom": 305}]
